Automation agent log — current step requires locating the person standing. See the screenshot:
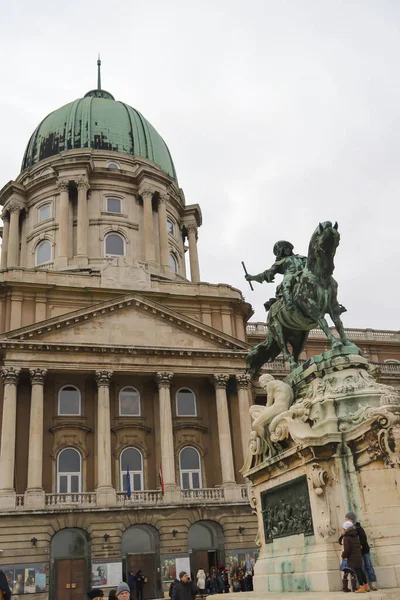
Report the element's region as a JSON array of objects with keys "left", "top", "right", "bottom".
[
  {"left": 87, "top": 589, "right": 104, "bottom": 599},
  {"left": 171, "top": 572, "right": 197, "bottom": 600},
  {"left": 345, "top": 511, "right": 378, "bottom": 591},
  {"left": 196, "top": 569, "right": 206, "bottom": 596},
  {"left": 342, "top": 521, "right": 369, "bottom": 593},
  {"left": 134, "top": 570, "right": 145, "bottom": 600},
  {"left": 0, "top": 571, "right": 11, "bottom": 600},
  {"left": 115, "top": 582, "right": 131, "bottom": 600}
]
